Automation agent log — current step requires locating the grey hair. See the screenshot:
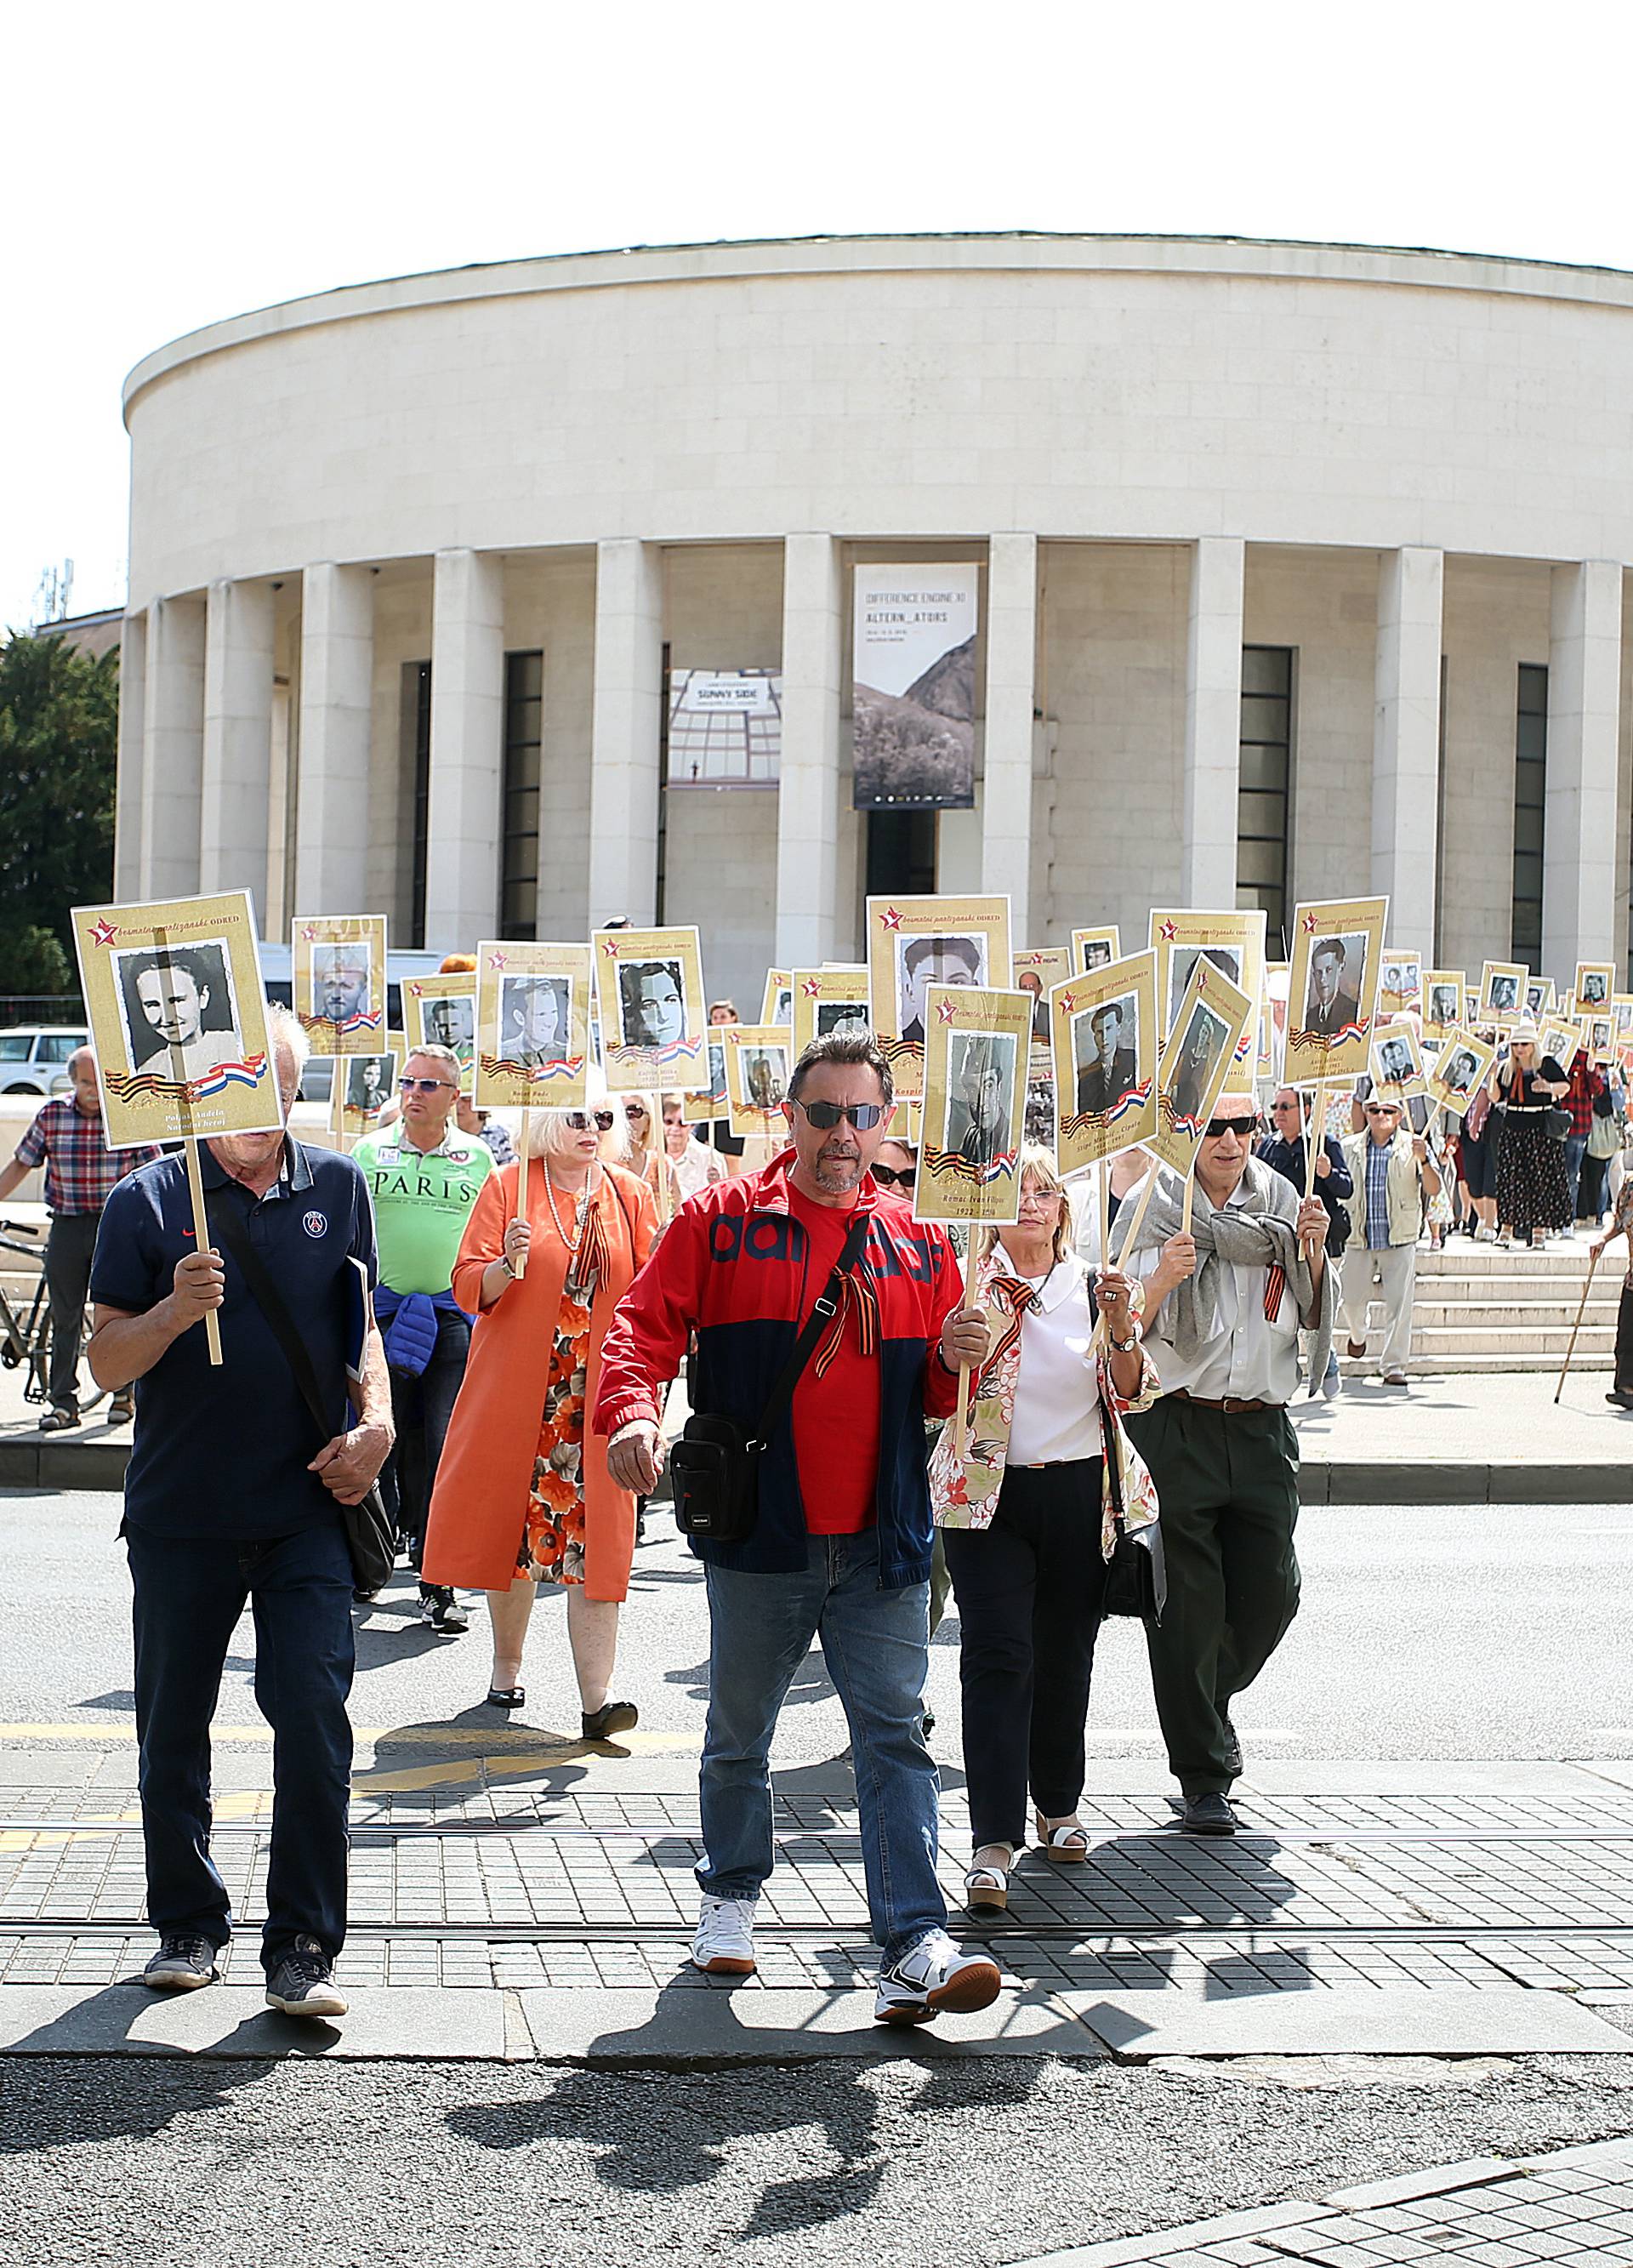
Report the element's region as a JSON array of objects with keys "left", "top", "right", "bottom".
[{"left": 265, "top": 1000, "right": 311, "bottom": 1073}]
